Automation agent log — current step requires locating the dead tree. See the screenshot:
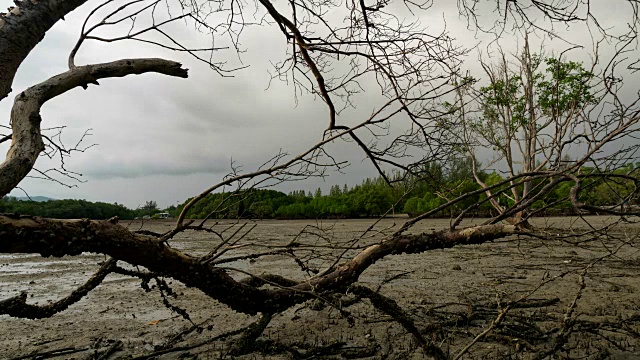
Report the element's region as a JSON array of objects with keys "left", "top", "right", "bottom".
[{"left": 1, "top": 0, "right": 640, "bottom": 358}]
